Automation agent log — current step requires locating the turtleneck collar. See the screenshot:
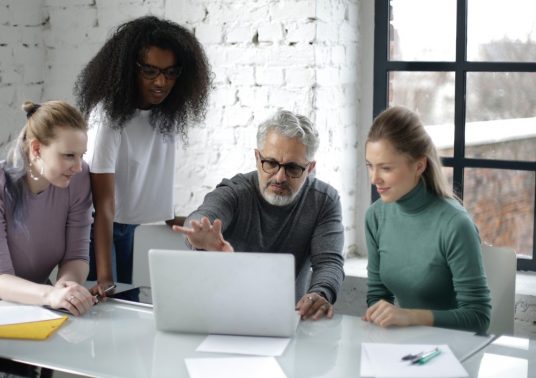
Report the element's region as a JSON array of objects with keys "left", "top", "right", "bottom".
[{"left": 395, "top": 179, "right": 436, "bottom": 214}]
